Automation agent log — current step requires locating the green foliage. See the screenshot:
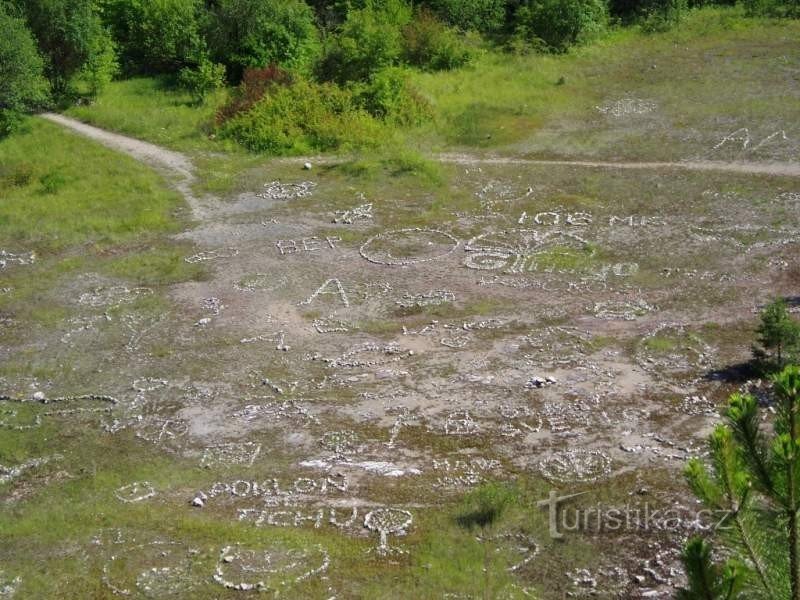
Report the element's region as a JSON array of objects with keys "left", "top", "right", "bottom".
[
  {"left": 681, "top": 366, "right": 800, "bottom": 599},
  {"left": 65, "top": 76, "right": 228, "bottom": 152},
  {"left": 427, "top": 0, "right": 509, "bottom": 34},
  {"left": 403, "top": 9, "right": 473, "bottom": 71},
  {"left": 78, "top": 26, "right": 119, "bottom": 97},
  {"left": 217, "top": 45, "right": 431, "bottom": 154},
  {"left": 12, "top": 0, "right": 106, "bottom": 94},
  {"left": 608, "top": 0, "right": 687, "bottom": 22},
  {"left": 304, "top": 0, "right": 349, "bottom": 28},
  {"left": 218, "top": 78, "right": 383, "bottom": 154},
  {"left": 0, "top": 4, "right": 50, "bottom": 133},
  {"left": 0, "top": 110, "right": 21, "bottom": 138},
  {"left": 743, "top": 0, "right": 800, "bottom": 17},
  {"left": 101, "top": 0, "right": 205, "bottom": 74},
  {"left": 318, "top": 0, "right": 411, "bottom": 84},
  {"left": 640, "top": 0, "right": 689, "bottom": 32},
  {"left": 677, "top": 537, "right": 746, "bottom": 599},
  {"left": 207, "top": 0, "right": 321, "bottom": 82},
  {"left": 216, "top": 65, "right": 293, "bottom": 122},
  {"left": 38, "top": 170, "right": 68, "bottom": 194},
  {"left": 178, "top": 58, "right": 226, "bottom": 104},
  {"left": 353, "top": 67, "right": 431, "bottom": 124},
  {"left": 753, "top": 298, "right": 800, "bottom": 373},
  {"left": 456, "top": 482, "right": 519, "bottom": 529},
  {"left": 513, "top": 0, "right": 609, "bottom": 52}
]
